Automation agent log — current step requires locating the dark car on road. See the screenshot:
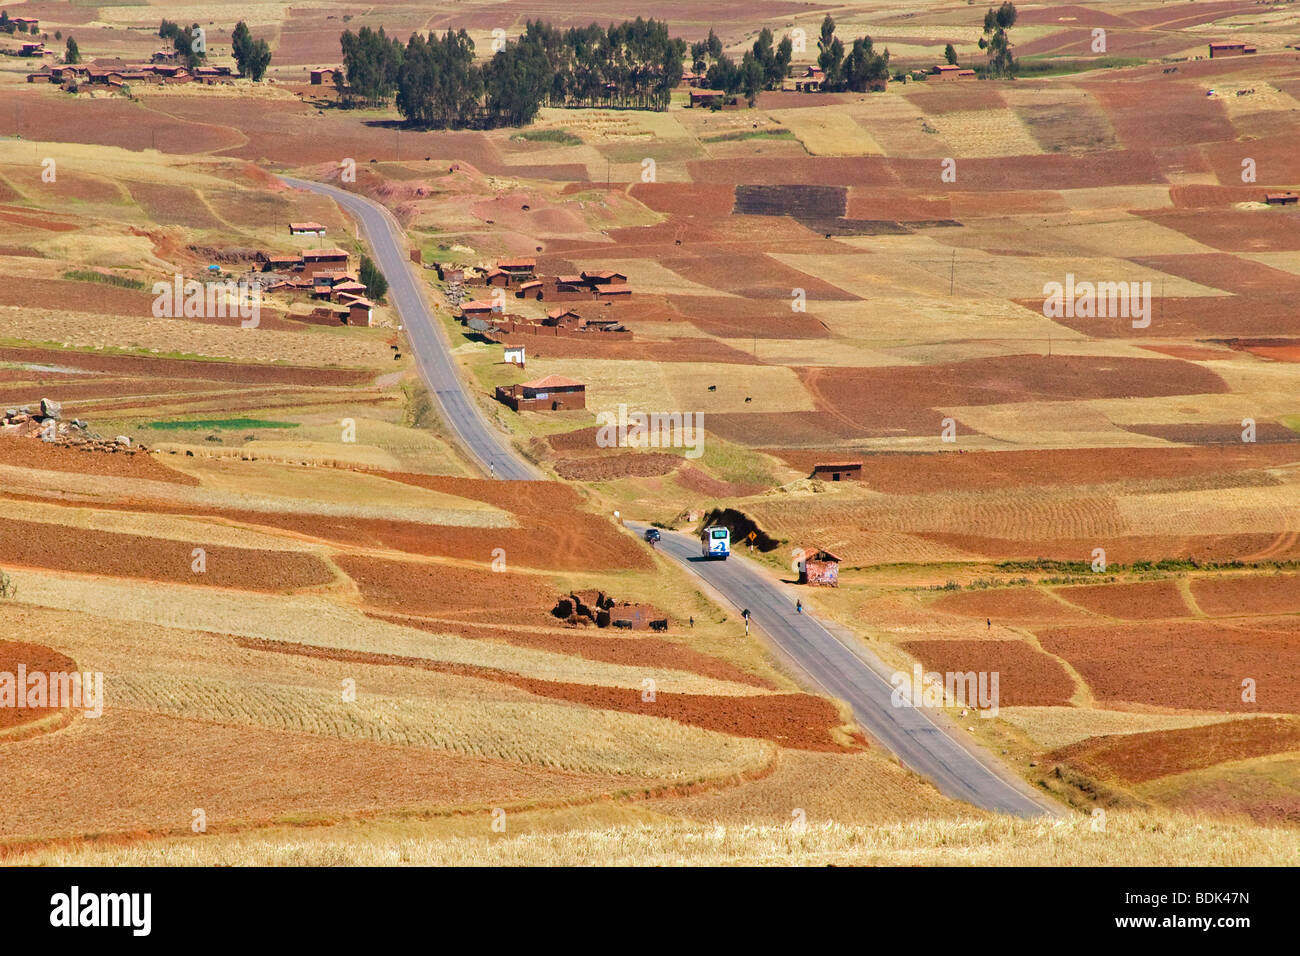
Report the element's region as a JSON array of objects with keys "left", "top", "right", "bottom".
[{"left": 644, "top": 528, "right": 661, "bottom": 544}]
